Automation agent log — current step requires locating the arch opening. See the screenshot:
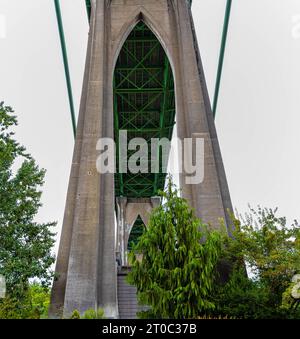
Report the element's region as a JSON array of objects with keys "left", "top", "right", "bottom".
[
  {"left": 127, "top": 215, "right": 146, "bottom": 252},
  {"left": 113, "top": 21, "right": 176, "bottom": 199}
]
